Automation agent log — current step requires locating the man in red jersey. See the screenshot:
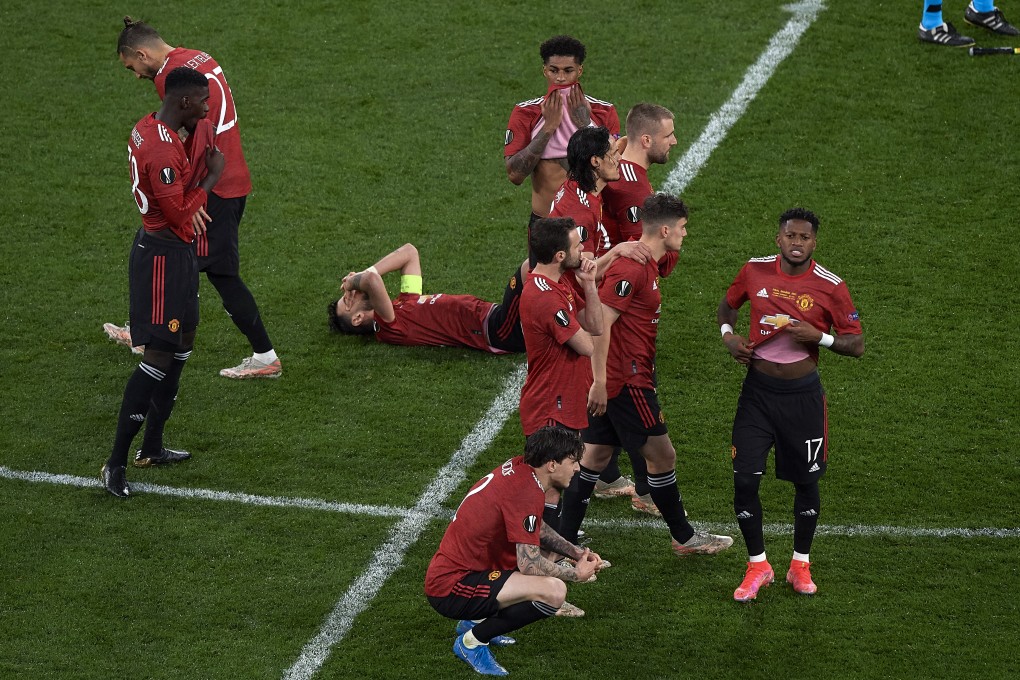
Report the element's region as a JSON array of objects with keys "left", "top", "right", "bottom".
[
  {"left": 426, "top": 426, "right": 603, "bottom": 677},
  {"left": 557, "top": 194, "right": 734, "bottom": 558},
  {"left": 718, "top": 208, "right": 864, "bottom": 603},
  {"left": 599, "top": 103, "right": 678, "bottom": 513},
  {"left": 519, "top": 218, "right": 603, "bottom": 438},
  {"left": 105, "top": 17, "right": 281, "bottom": 380},
  {"left": 504, "top": 36, "right": 619, "bottom": 246},
  {"left": 328, "top": 243, "right": 527, "bottom": 354},
  {"left": 602, "top": 103, "right": 678, "bottom": 245},
  {"left": 548, "top": 126, "right": 622, "bottom": 260},
  {"left": 101, "top": 67, "right": 225, "bottom": 498}
]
